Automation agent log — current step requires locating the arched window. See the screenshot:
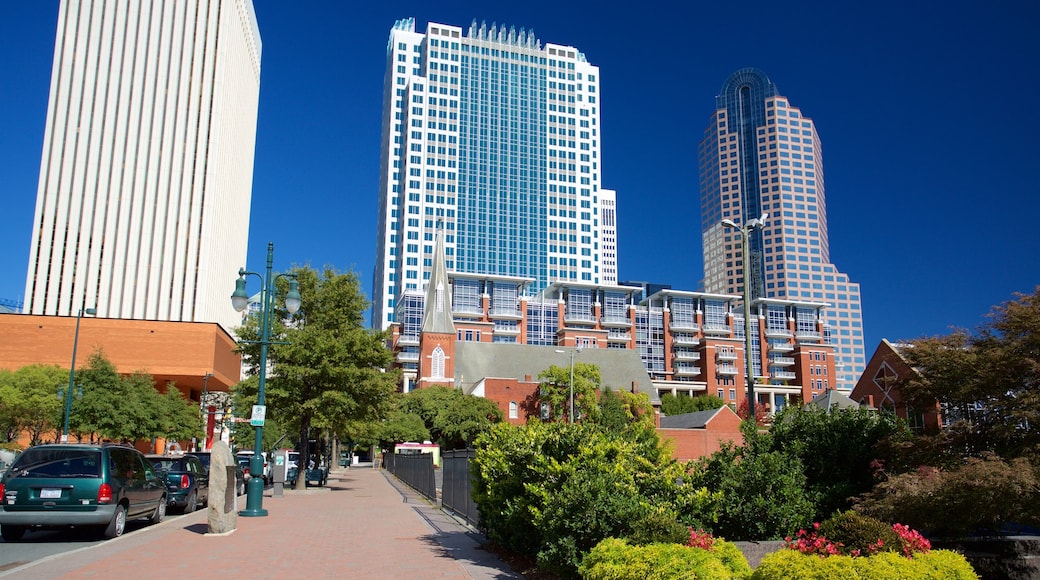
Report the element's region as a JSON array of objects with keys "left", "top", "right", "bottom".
[
  {"left": 509, "top": 401, "right": 518, "bottom": 419},
  {"left": 432, "top": 346, "right": 445, "bottom": 379}
]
